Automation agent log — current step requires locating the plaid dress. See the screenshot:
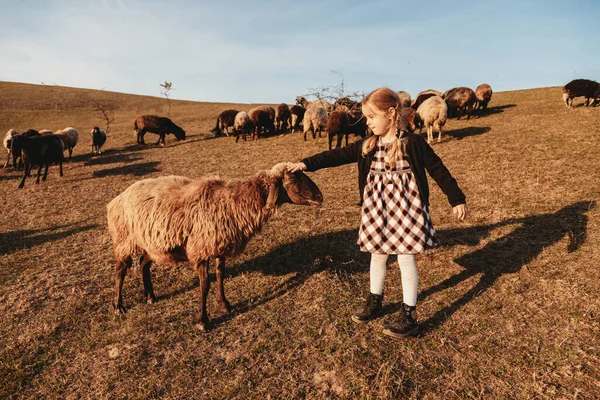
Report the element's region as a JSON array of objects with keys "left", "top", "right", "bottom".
[{"left": 358, "top": 139, "right": 439, "bottom": 254}]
